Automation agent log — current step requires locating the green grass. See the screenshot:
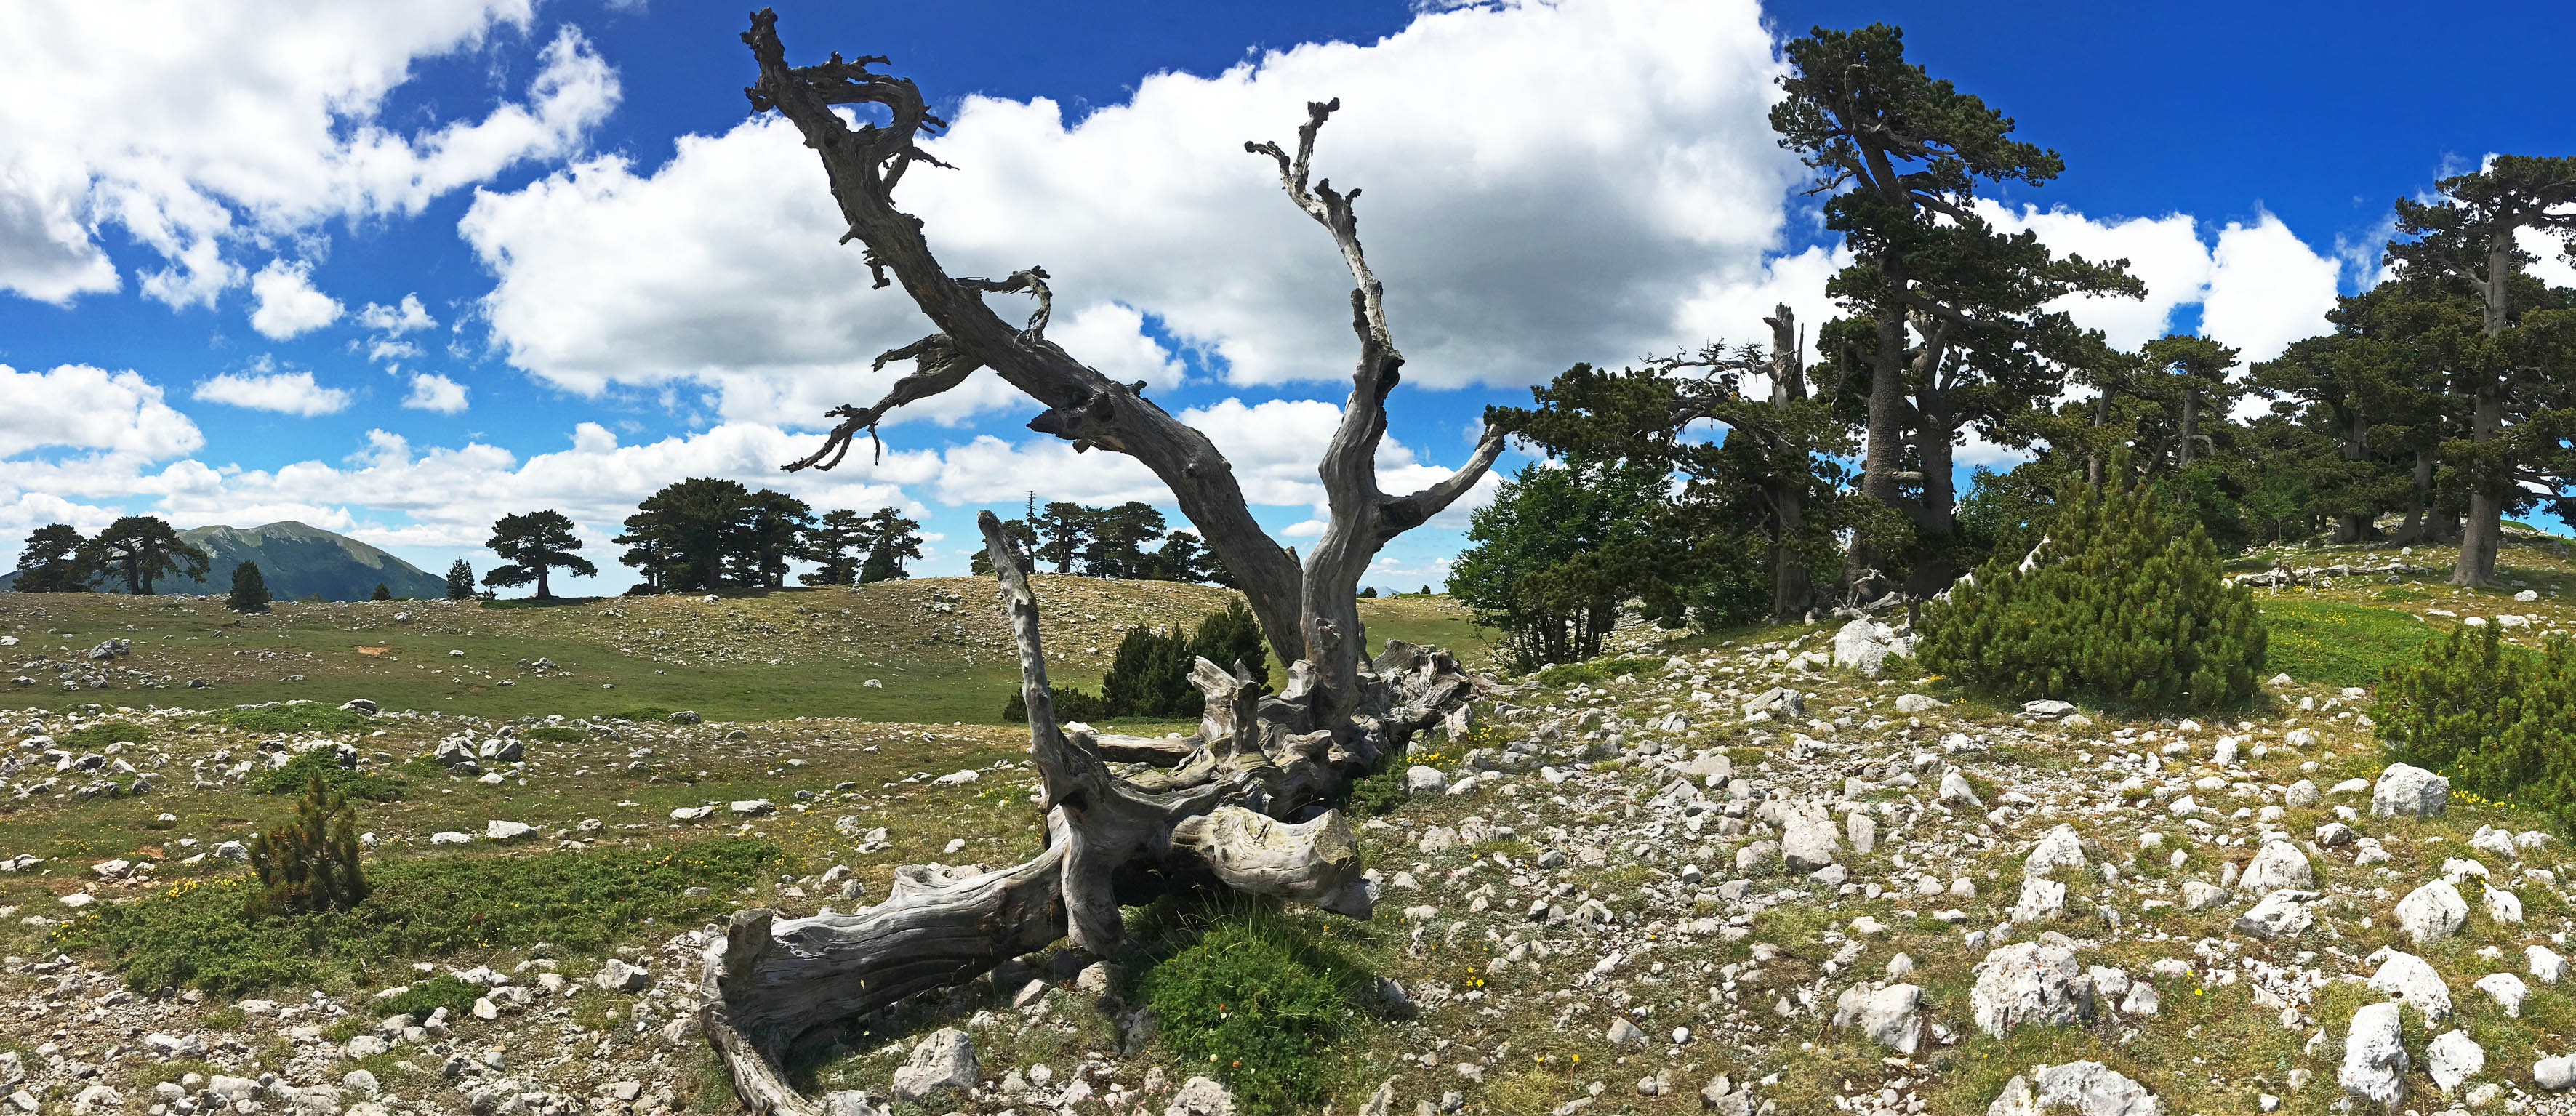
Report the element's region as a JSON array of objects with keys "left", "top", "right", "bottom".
[
  {"left": 53, "top": 837, "right": 785, "bottom": 994},
  {"left": 1534, "top": 655, "right": 1664, "bottom": 688},
  {"left": 1128, "top": 900, "right": 1383, "bottom": 1115},
  {"left": 522, "top": 724, "right": 590, "bottom": 744},
  {"left": 2260, "top": 597, "right": 2440, "bottom": 687},
  {"left": 225, "top": 702, "right": 374, "bottom": 734}
]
